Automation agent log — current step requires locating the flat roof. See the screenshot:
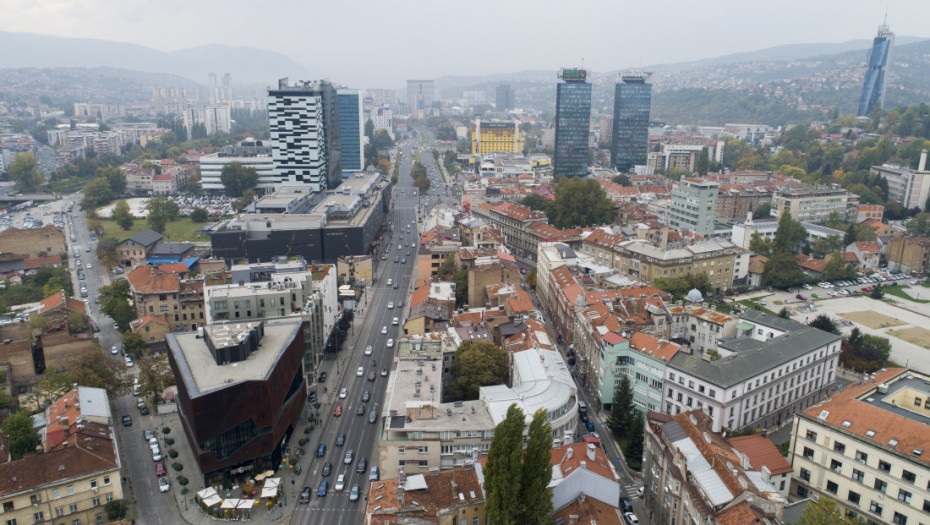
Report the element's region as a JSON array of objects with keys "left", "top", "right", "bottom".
[
  {"left": 481, "top": 349, "right": 575, "bottom": 426},
  {"left": 167, "top": 319, "right": 301, "bottom": 397}
]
